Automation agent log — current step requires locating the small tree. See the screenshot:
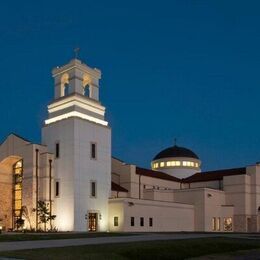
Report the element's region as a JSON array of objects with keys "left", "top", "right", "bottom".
[
  {"left": 16, "top": 218, "right": 25, "bottom": 230},
  {"left": 33, "top": 201, "right": 56, "bottom": 232}
]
